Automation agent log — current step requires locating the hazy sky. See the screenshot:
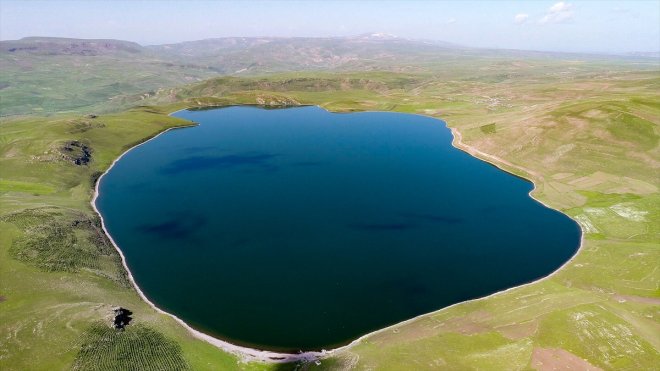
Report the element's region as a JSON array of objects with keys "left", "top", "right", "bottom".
[{"left": 1, "top": 1, "right": 658, "bottom": 53}]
